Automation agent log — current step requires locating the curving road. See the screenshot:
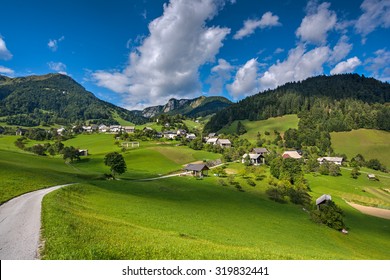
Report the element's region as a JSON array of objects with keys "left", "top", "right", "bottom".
[{"left": 0, "top": 184, "right": 72, "bottom": 260}]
